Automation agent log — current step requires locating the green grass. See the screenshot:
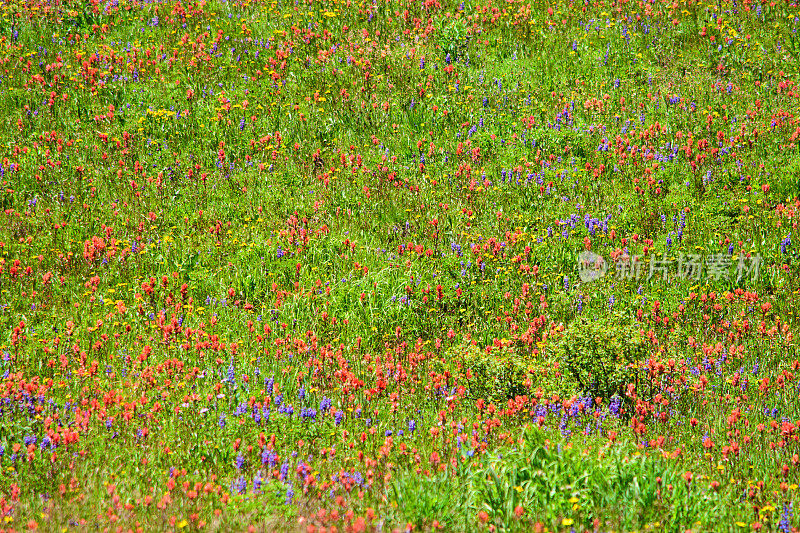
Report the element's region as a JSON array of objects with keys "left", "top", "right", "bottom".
[{"left": 0, "top": 0, "right": 798, "bottom": 530}]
